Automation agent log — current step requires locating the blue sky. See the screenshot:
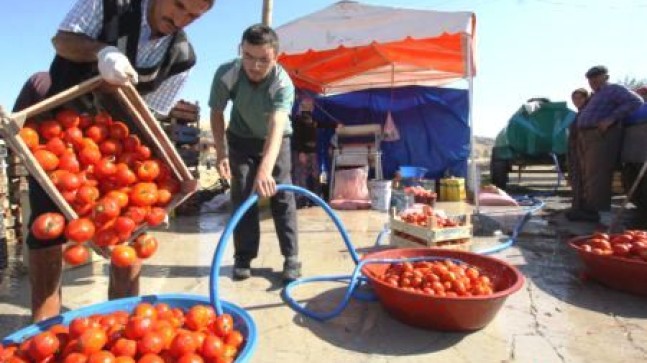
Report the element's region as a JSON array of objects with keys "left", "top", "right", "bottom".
[{"left": 0, "top": 0, "right": 644, "bottom": 137}]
